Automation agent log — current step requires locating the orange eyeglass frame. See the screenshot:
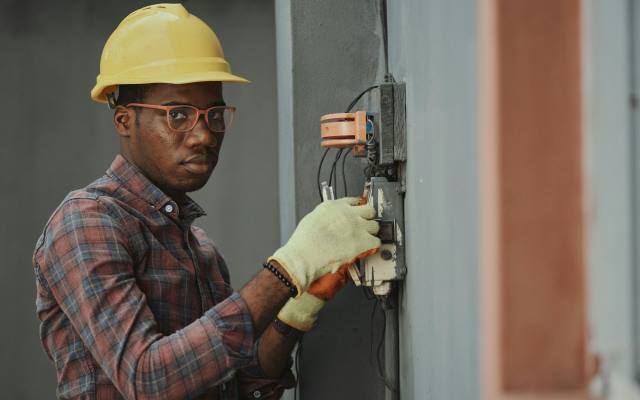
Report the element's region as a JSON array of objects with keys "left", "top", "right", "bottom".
[{"left": 126, "top": 103, "right": 236, "bottom": 133}]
